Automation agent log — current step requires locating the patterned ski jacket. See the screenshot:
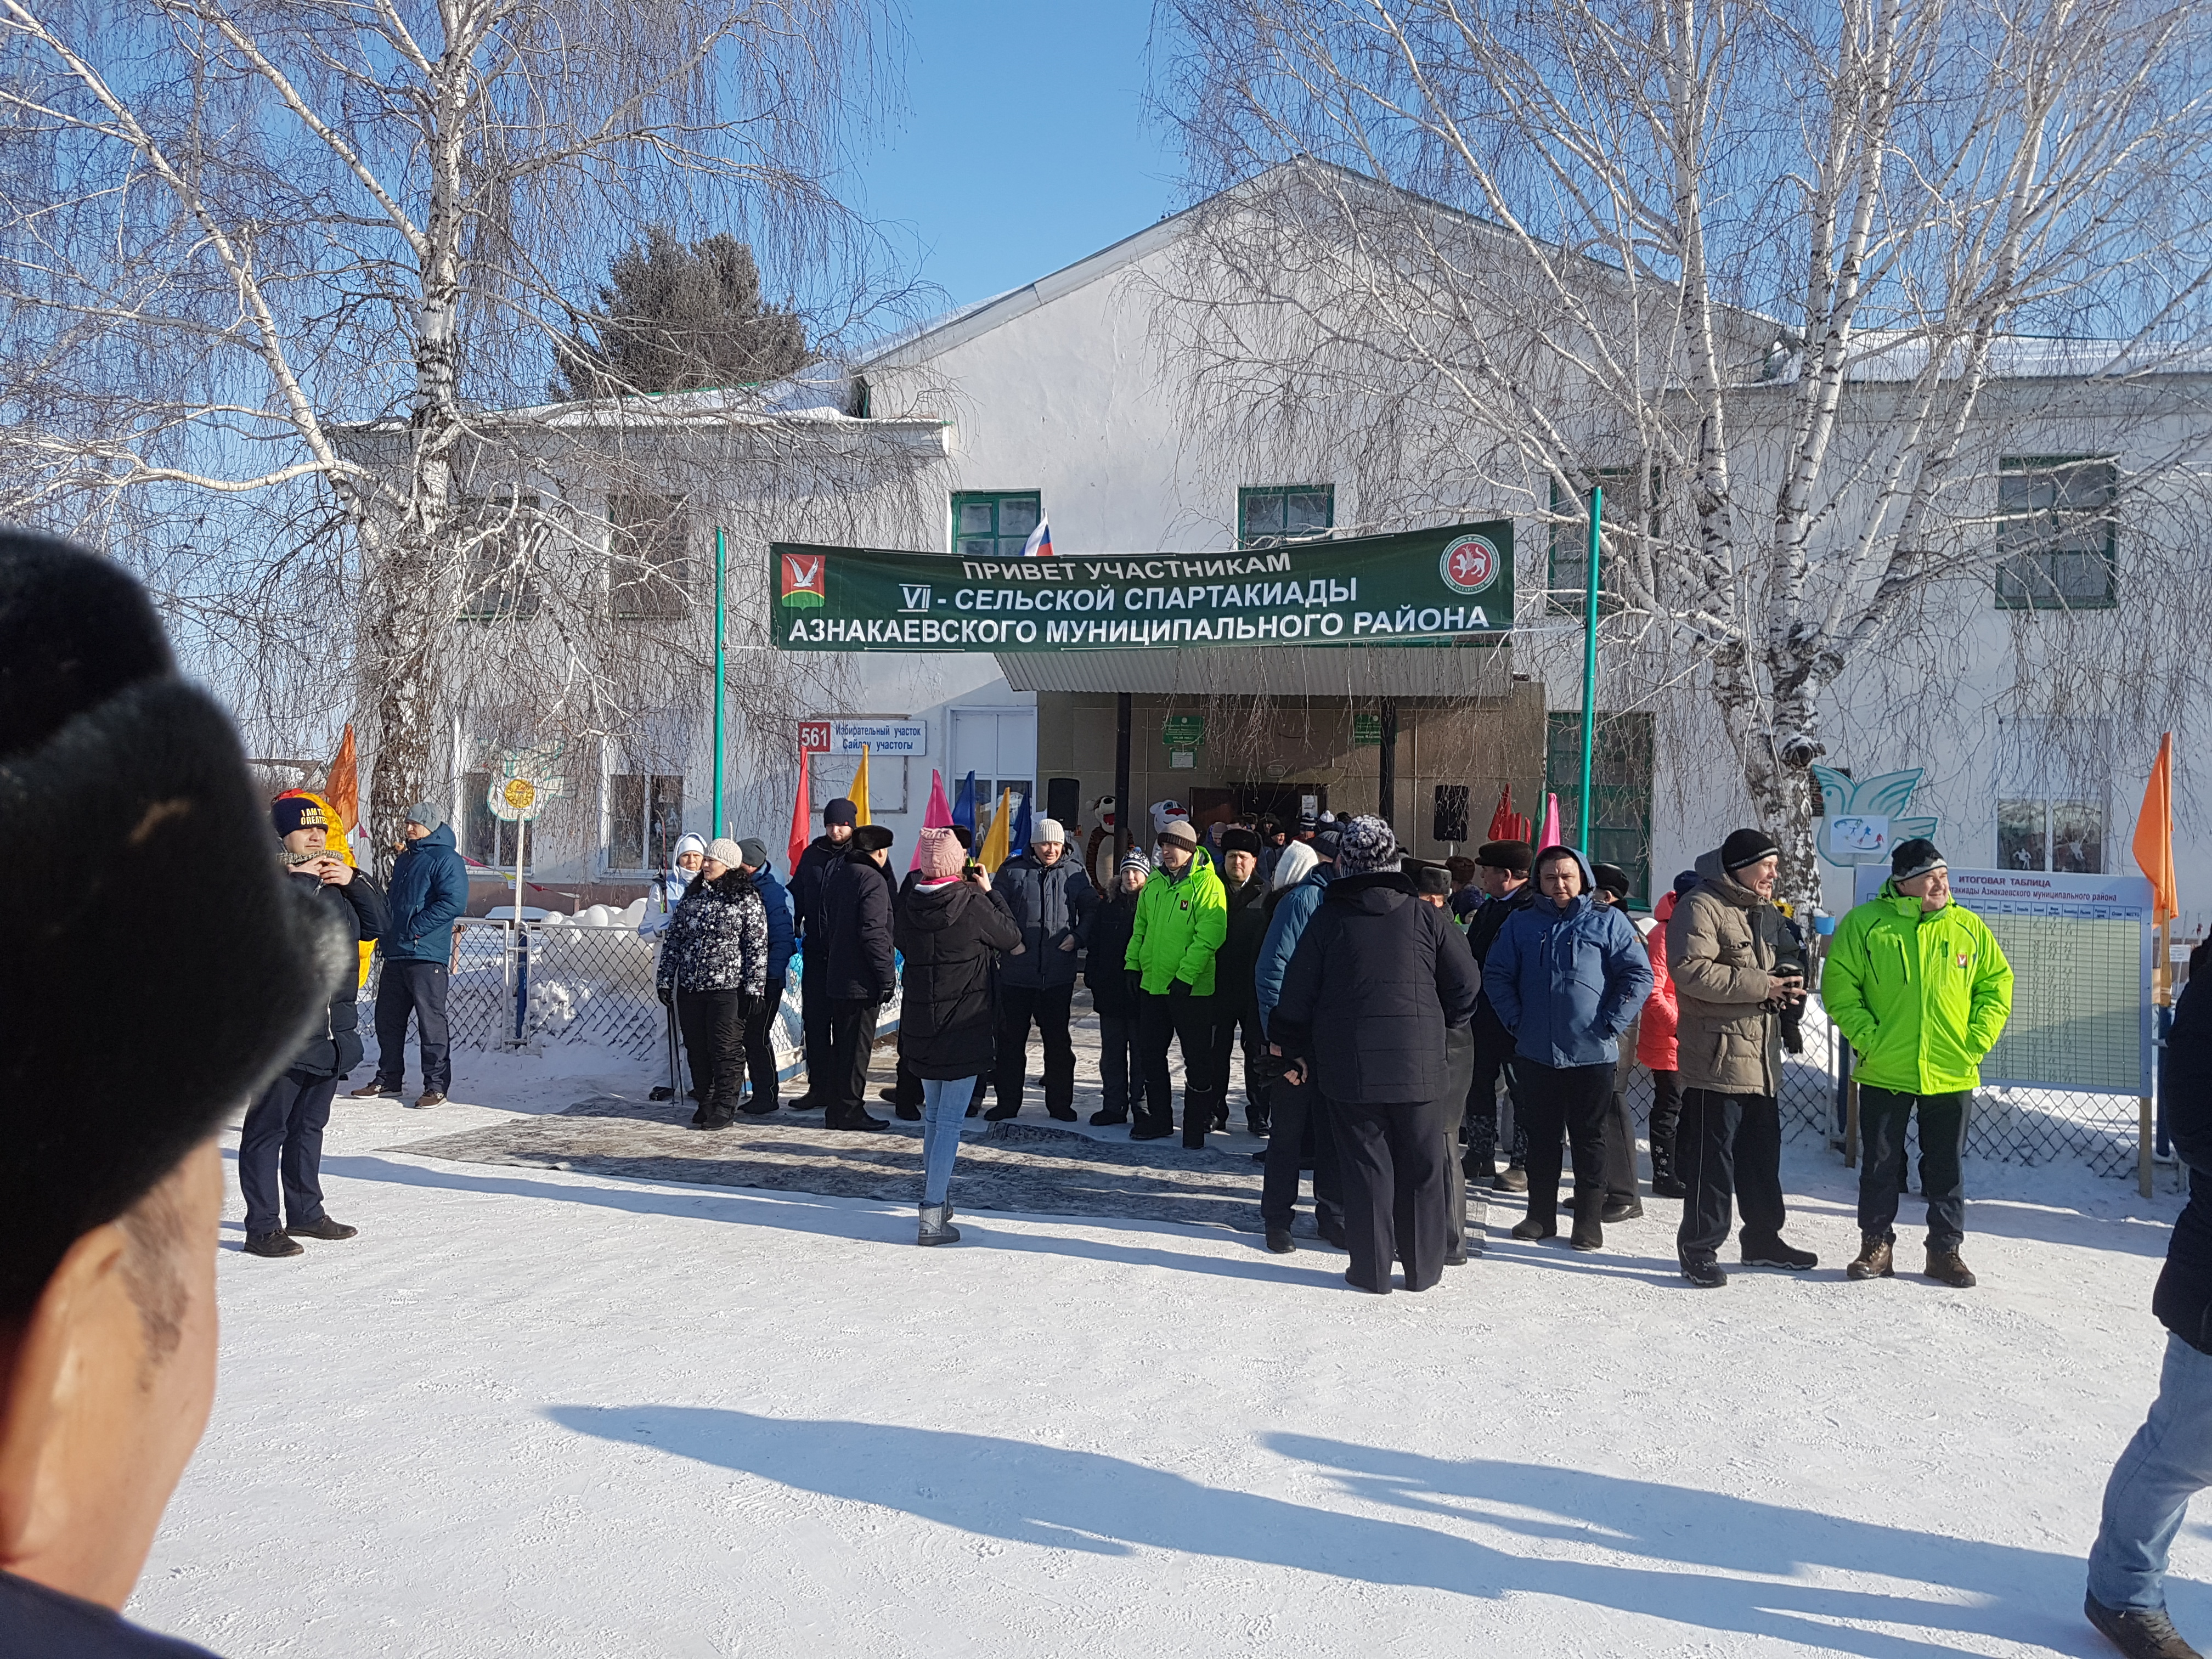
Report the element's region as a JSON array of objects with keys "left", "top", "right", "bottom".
[{"left": 654, "top": 867, "right": 769, "bottom": 998}]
